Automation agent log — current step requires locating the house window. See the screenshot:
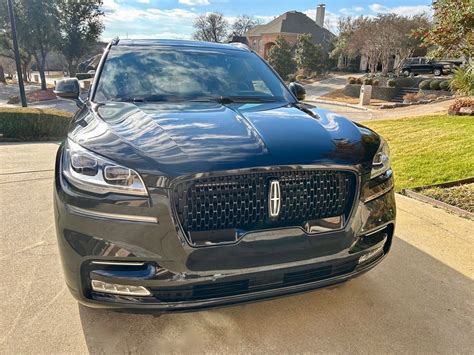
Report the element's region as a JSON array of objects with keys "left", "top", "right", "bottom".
[
  {"left": 259, "top": 40, "right": 262, "bottom": 51},
  {"left": 253, "top": 40, "right": 257, "bottom": 49}
]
